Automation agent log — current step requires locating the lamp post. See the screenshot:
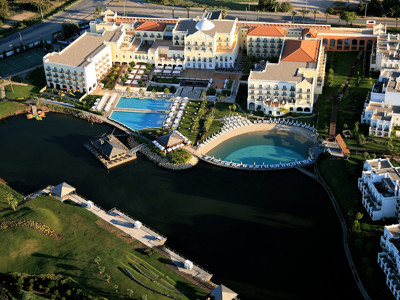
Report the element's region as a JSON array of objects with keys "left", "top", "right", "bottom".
[{"left": 364, "top": 0, "right": 371, "bottom": 18}]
